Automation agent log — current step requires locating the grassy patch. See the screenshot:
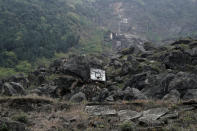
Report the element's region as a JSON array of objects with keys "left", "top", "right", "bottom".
[
  {"left": 12, "top": 112, "right": 28, "bottom": 124},
  {"left": 0, "top": 123, "right": 8, "bottom": 131},
  {"left": 120, "top": 121, "right": 135, "bottom": 131}
]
